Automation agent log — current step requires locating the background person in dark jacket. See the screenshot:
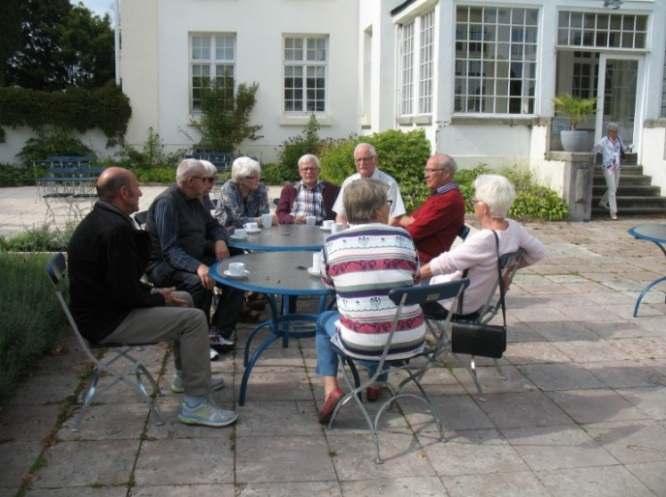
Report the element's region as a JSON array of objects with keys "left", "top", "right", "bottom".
[
  {"left": 276, "top": 154, "right": 339, "bottom": 225},
  {"left": 145, "top": 159, "right": 243, "bottom": 351},
  {"left": 67, "top": 167, "right": 237, "bottom": 427}
]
